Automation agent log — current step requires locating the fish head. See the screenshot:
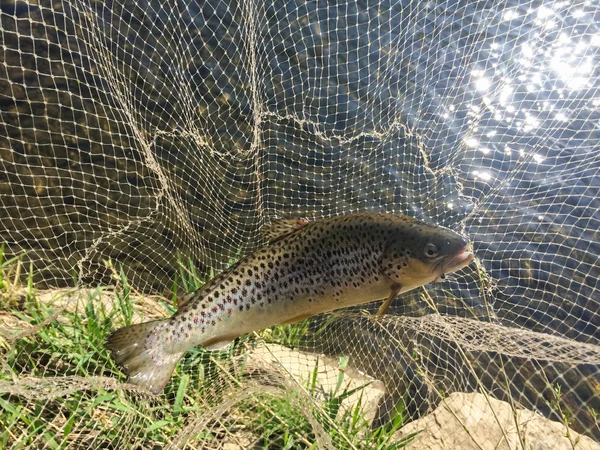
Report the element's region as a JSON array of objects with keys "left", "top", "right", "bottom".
[{"left": 380, "top": 222, "right": 474, "bottom": 291}]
